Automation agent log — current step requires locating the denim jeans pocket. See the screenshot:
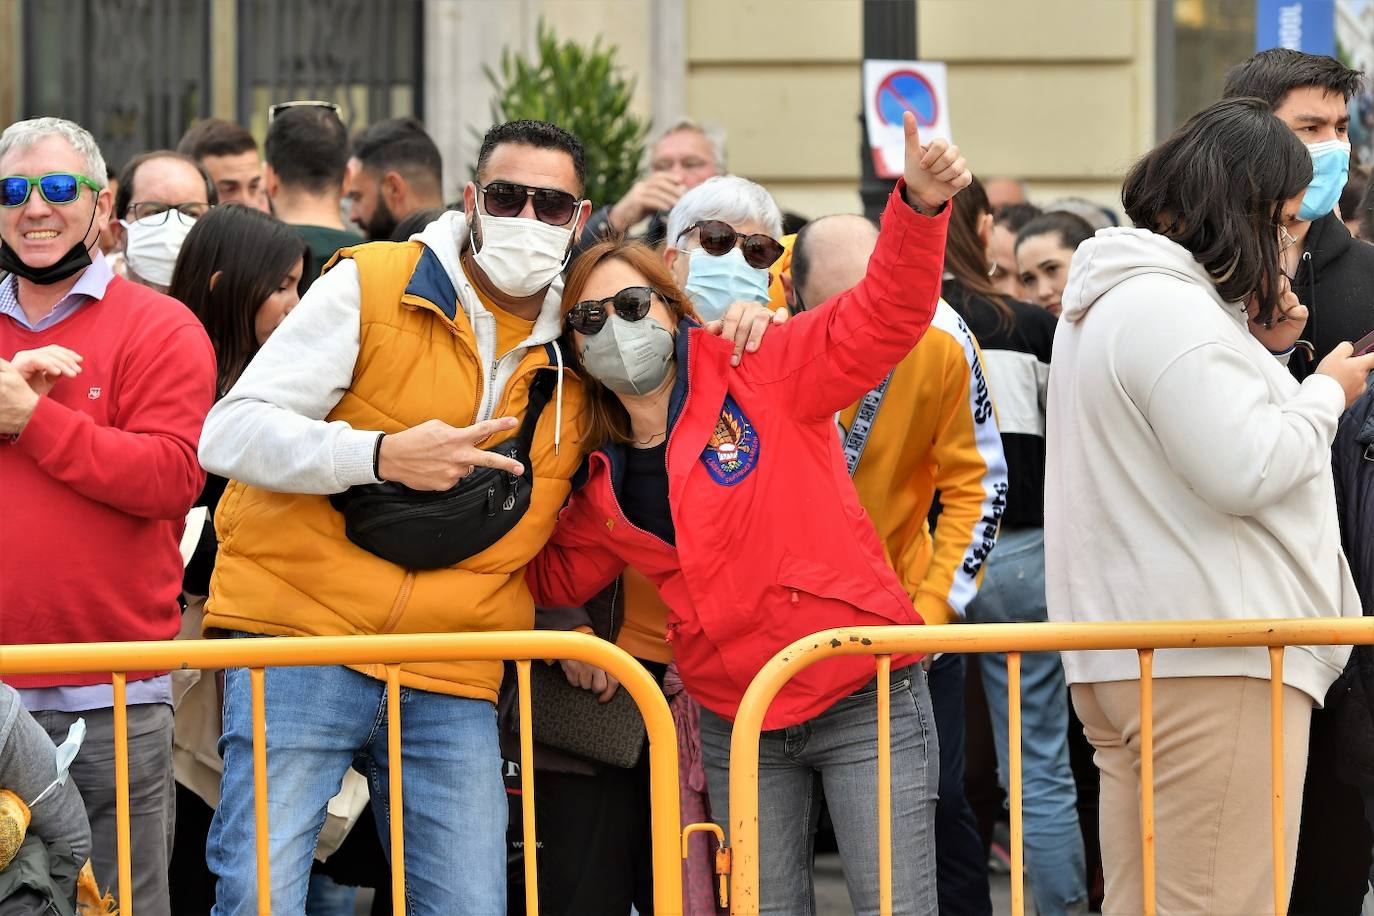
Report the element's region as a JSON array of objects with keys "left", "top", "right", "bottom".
[
  {"left": 845, "top": 665, "right": 916, "bottom": 702},
  {"left": 967, "top": 528, "right": 1047, "bottom": 626}
]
